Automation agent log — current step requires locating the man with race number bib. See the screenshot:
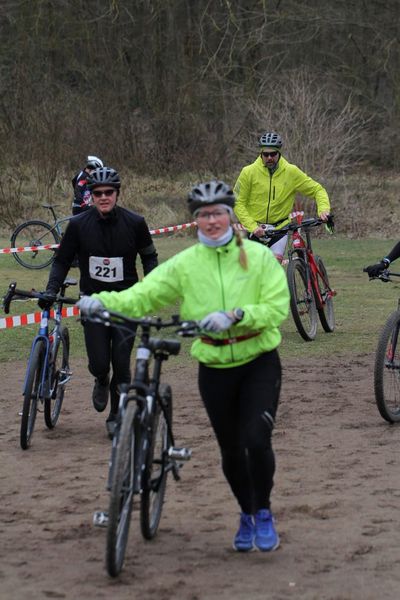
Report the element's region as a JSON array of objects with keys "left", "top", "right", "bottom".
[
  {"left": 39, "top": 166, "right": 158, "bottom": 438},
  {"left": 234, "top": 131, "right": 331, "bottom": 262}
]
